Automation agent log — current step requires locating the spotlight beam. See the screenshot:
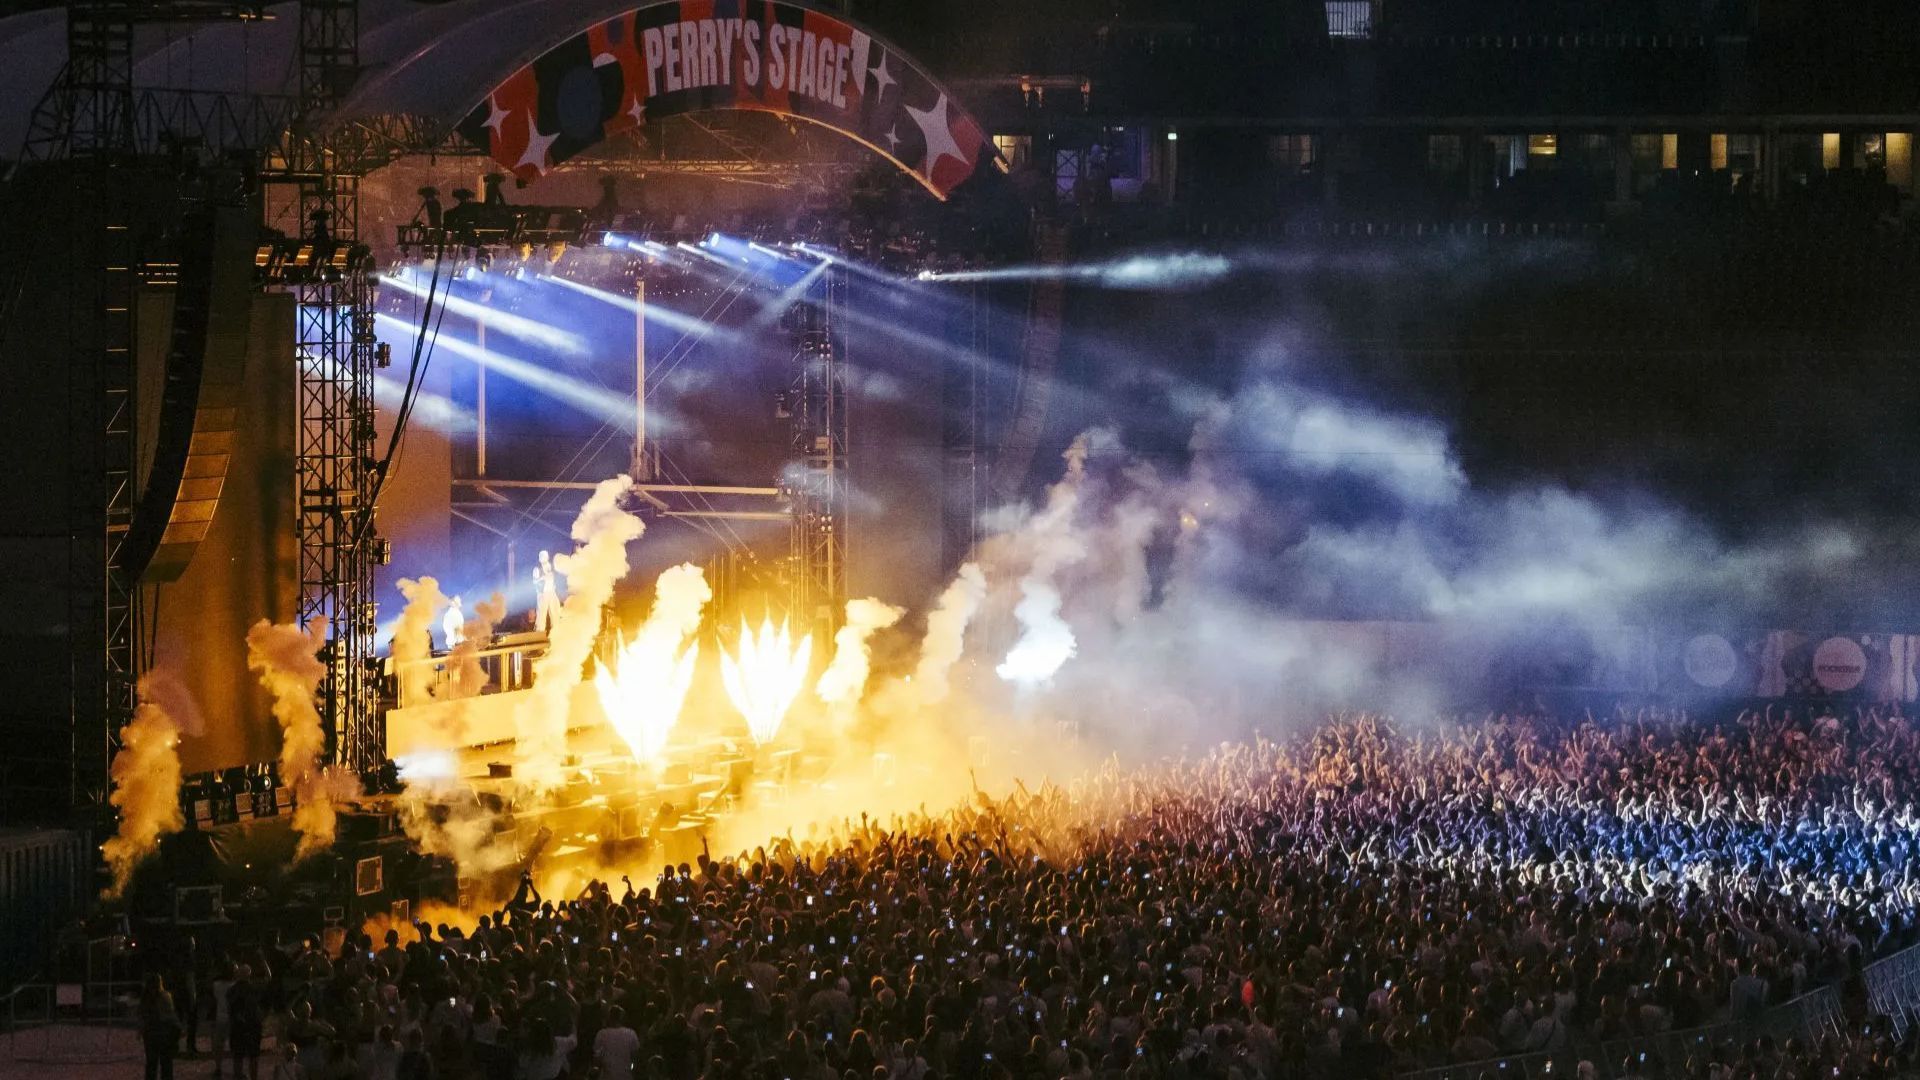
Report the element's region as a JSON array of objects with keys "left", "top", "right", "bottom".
[
  {"left": 546, "top": 275, "right": 742, "bottom": 343},
  {"left": 383, "top": 268, "right": 590, "bottom": 354},
  {"left": 373, "top": 313, "right": 656, "bottom": 432}
]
